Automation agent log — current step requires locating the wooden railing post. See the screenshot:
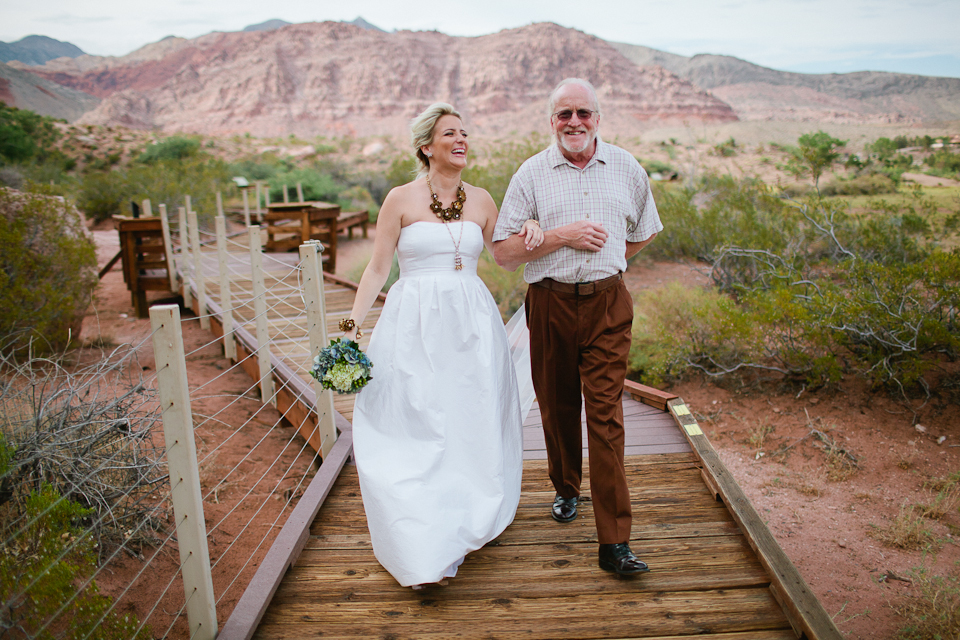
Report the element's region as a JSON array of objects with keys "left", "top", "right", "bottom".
[
  {"left": 216, "top": 191, "right": 224, "bottom": 218},
  {"left": 188, "top": 211, "right": 210, "bottom": 330},
  {"left": 158, "top": 204, "right": 177, "bottom": 291},
  {"left": 255, "top": 182, "right": 263, "bottom": 223},
  {"left": 248, "top": 226, "right": 275, "bottom": 405},
  {"left": 299, "top": 241, "right": 336, "bottom": 457},
  {"left": 242, "top": 189, "right": 251, "bottom": 227},
  {"left": 216, "top": 216, "right": 237, "bottom": 361},
  {"left": 179, "top": 205, "right": 194, "bottom": 309},
  {"left": 296, "top": 182, "right": 304, "bottom": 203},
  {"left": 149, "top": 304, "right": 217, "bottom": 640},
  {"left": 142, "top": 198, "right": 152, "bottom": 217}
]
